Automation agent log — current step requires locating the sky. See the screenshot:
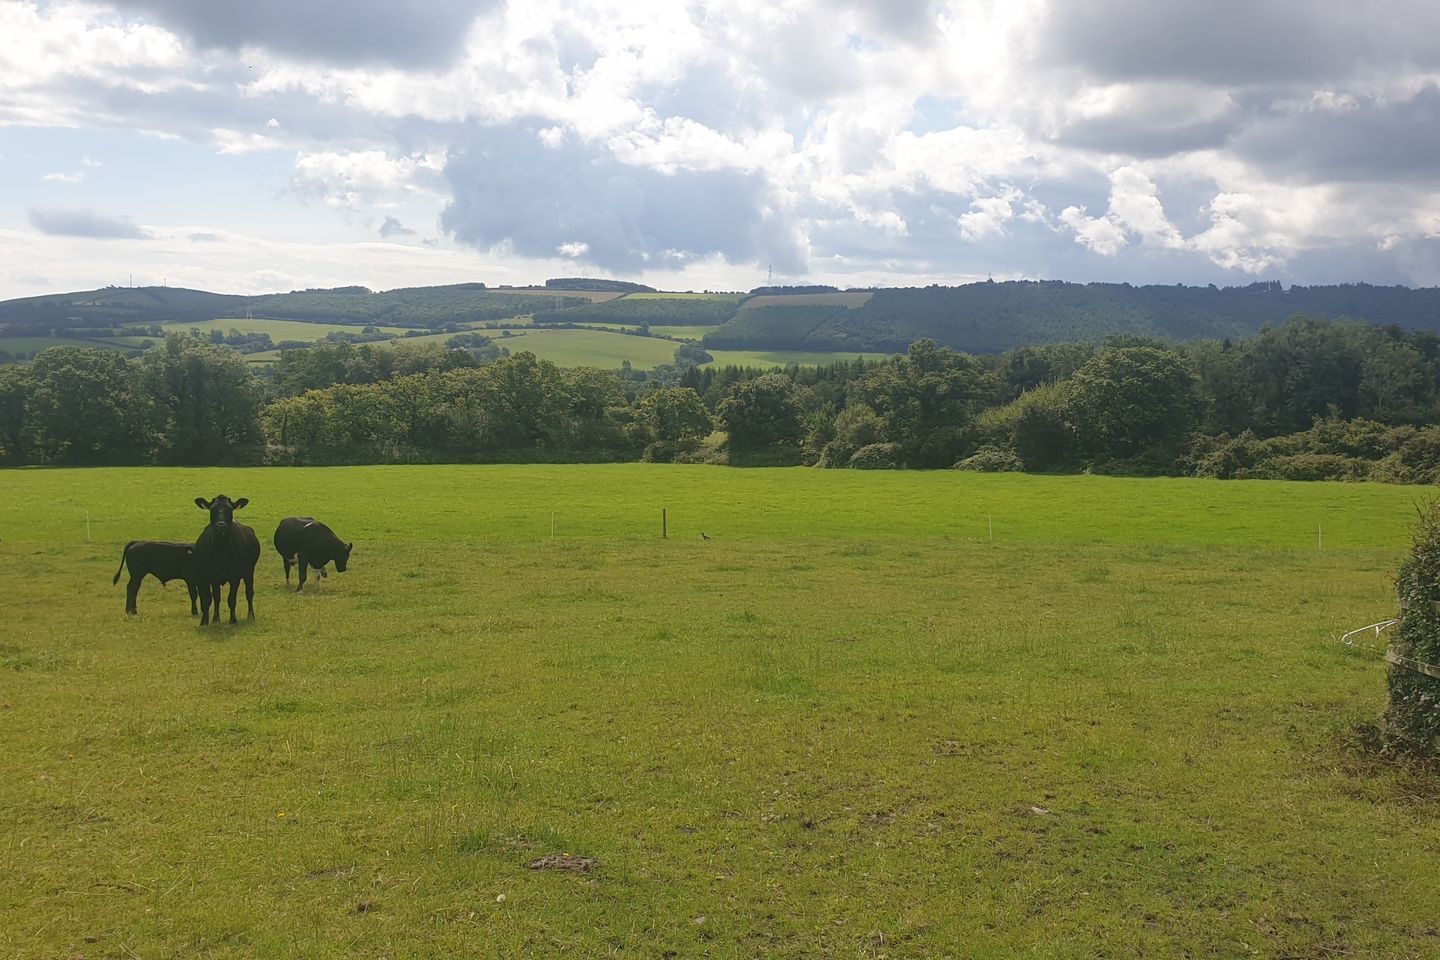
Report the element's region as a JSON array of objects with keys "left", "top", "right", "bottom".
[{"left": 2, "top": 0, "right": 1440, "bottom": 300}]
